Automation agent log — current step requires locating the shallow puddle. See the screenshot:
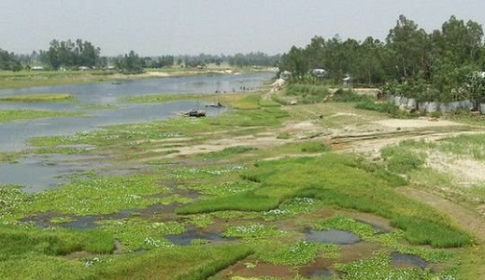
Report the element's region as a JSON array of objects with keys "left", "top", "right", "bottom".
[
  {"left": 306, "top": 229, "right": 361, "bottom": 245},
  {"left": 165, "top": 226, "right": 233, "bottom": 245},
  {"left": 23, "top": 202, "right": 179, "bottom": 229},
  {"left": 306, "top": 269, "right": 334, "bottom": 278},
  {"left": 392, "top": 252, "right": 428, "bottom": 269}
]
